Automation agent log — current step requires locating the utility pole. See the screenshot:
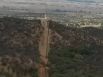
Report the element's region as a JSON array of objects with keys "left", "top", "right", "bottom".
[{"left": 38, "top": 14, "right": 49, "bottom": 77}]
